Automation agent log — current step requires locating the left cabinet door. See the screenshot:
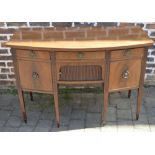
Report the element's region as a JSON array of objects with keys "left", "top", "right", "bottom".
[{"left": 18, "top": 60, "right": 53, "bottom": 92}]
